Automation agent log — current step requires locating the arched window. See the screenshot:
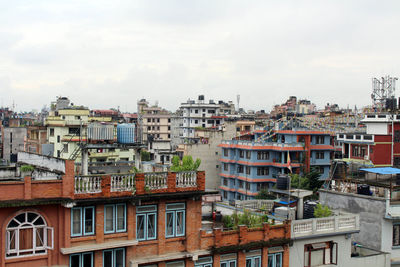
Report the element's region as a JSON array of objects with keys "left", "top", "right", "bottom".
[{"left": 5, "top": 211, "right": 53, "bottom": 258}]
